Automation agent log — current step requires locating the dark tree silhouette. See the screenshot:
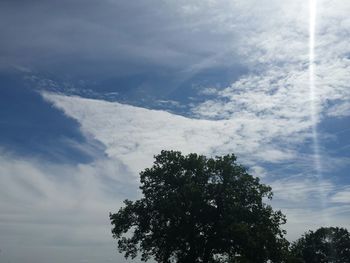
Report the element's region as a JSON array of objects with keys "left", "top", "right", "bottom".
[
  {"left": 110, "top": 150, "right": 288, "bottom": 262},
  {"left": 289, "top": 227, "right": 350, "bottom": 263}
]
